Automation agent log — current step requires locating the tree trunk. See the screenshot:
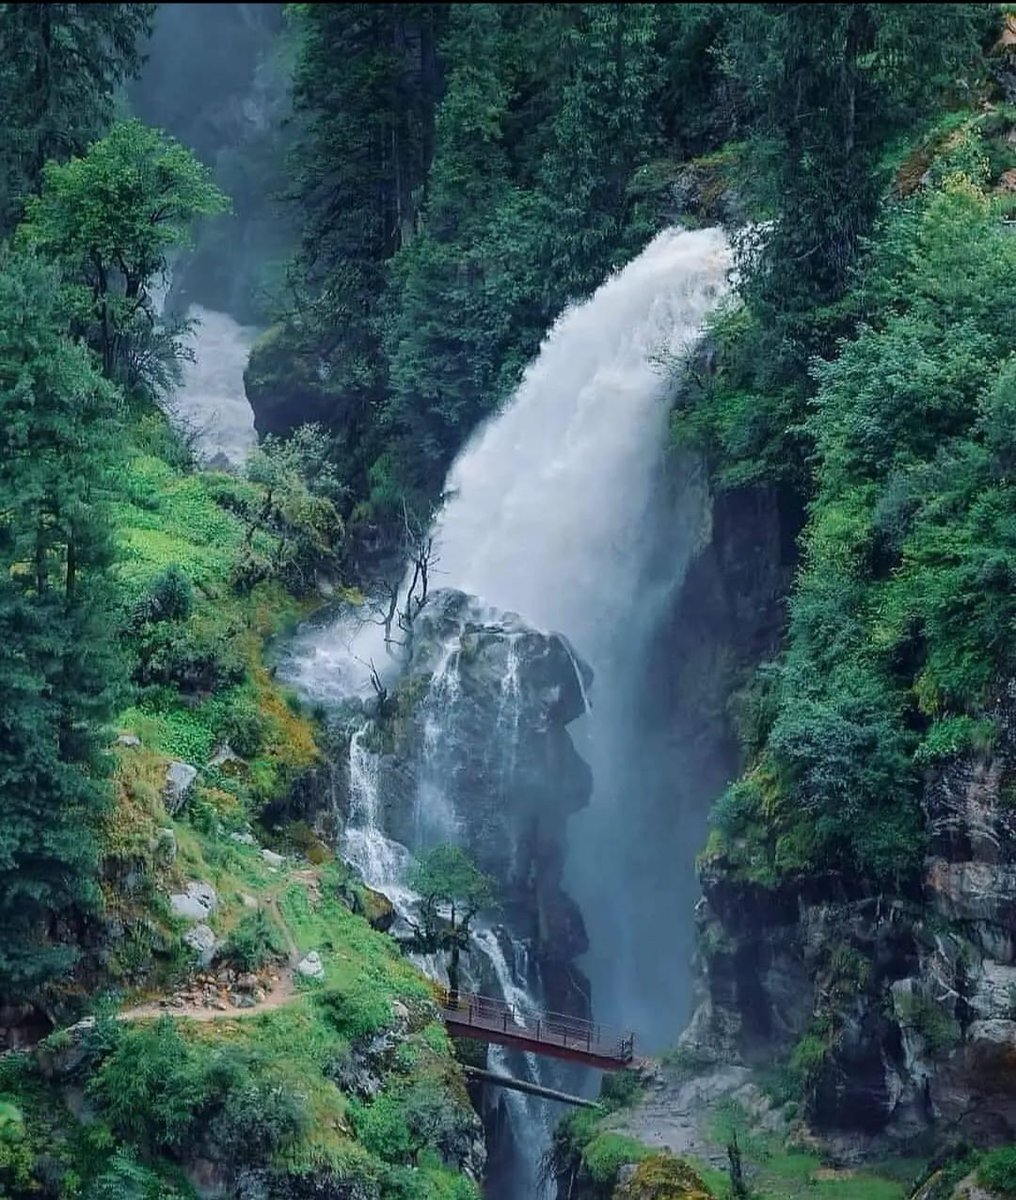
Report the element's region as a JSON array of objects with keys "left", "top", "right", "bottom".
[{"left": 448, "top": 939, "right": 461, "bottom": 1008}]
